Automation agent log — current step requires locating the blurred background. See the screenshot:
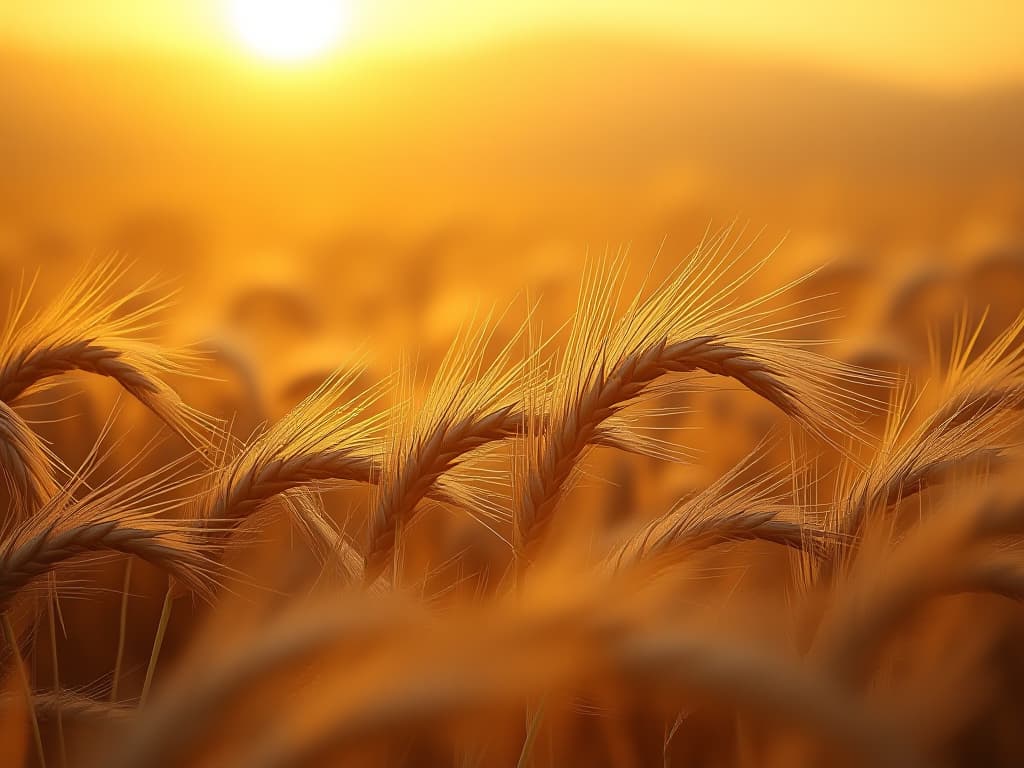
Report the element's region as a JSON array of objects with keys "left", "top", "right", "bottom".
[
  {"left": 2, "top": 1, "right": 1023, "bottom": 534},
  {"left": 2, "top": 1, "right": 1022, "bottom": 401}
]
